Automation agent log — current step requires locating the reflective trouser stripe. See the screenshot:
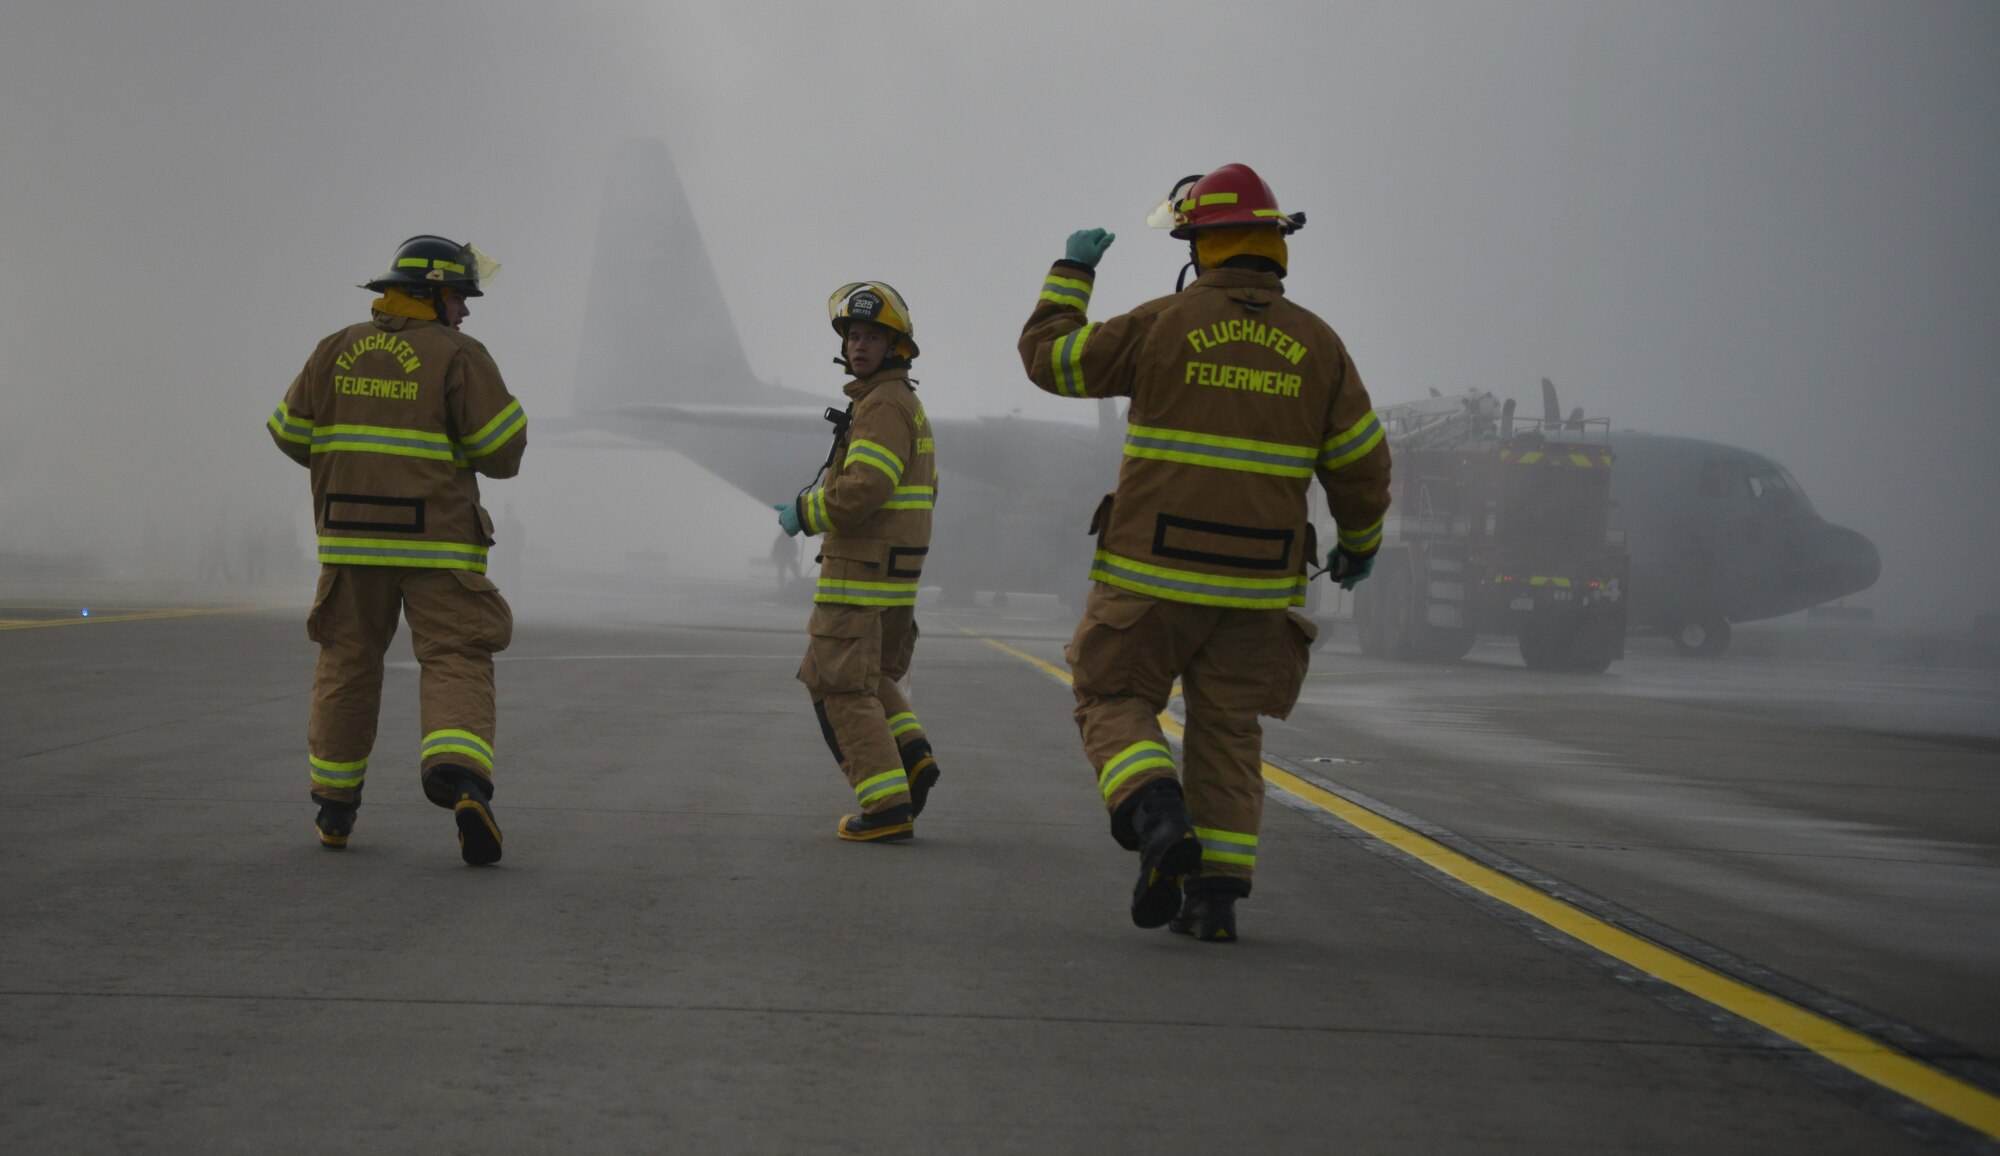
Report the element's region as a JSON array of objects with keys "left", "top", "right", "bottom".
[
  {"left": 318, "top": 537, "right": 489, "bottom": 572},
  {"left": 1337, "top": 517, "right": 1384, "bottom": 553},
  {"left": 1099, "top": 740, "right": 1175, "bottom": 802},
  {"left": 815, "top": 577, "right": 919, "bottom": 606},
  {"left": 422, "top": 728, "right": 493, "bottom": 772},
  {"left": 855, "top": 769, "right": 910, "bottom": 806},
  {"left": 1089, "top": 551, "right": 1306, "bottom": 610},
  {"left": 887, "top": 712, "right": 922, "bottom": 739},
  {"left": 1319, "top": 411, "right": 1385, "bottom": 471},
  {"left": 1195, "top": 826, "right": 1258, "bottom": 868},
  {"left": 310, "top": 754, "right": 367, "bottom": 788}
]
